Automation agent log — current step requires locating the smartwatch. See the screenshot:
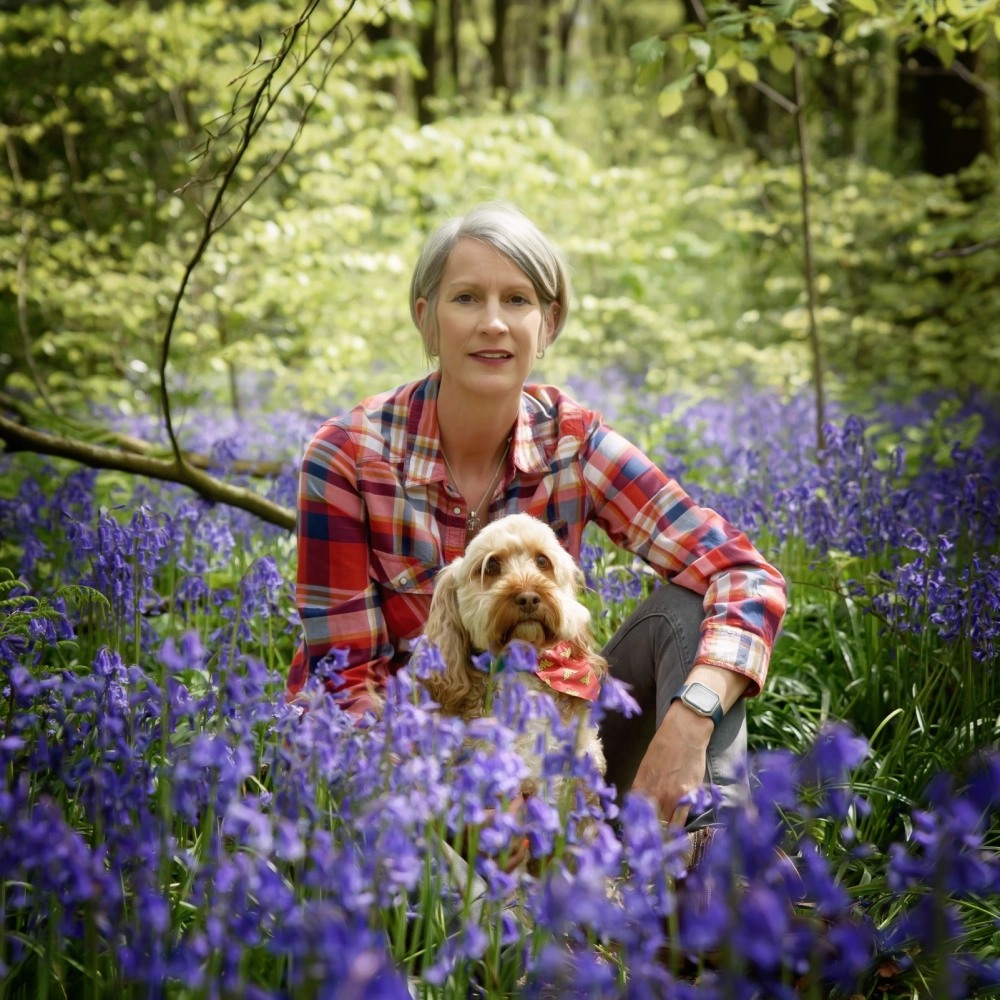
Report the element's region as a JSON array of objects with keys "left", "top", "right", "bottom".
[{"left": 671, "top": 682, "right": 724, "bottom": 728}]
